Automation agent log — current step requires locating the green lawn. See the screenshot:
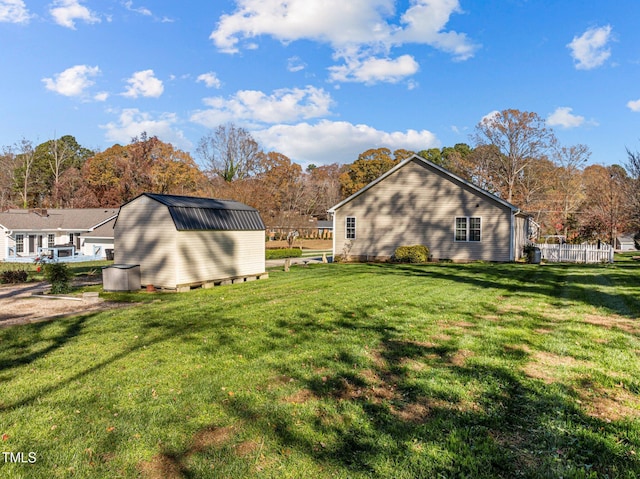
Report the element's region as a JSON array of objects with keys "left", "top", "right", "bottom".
[{"left": 1, "top": 260, "right": 640, "bottom": 478}]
